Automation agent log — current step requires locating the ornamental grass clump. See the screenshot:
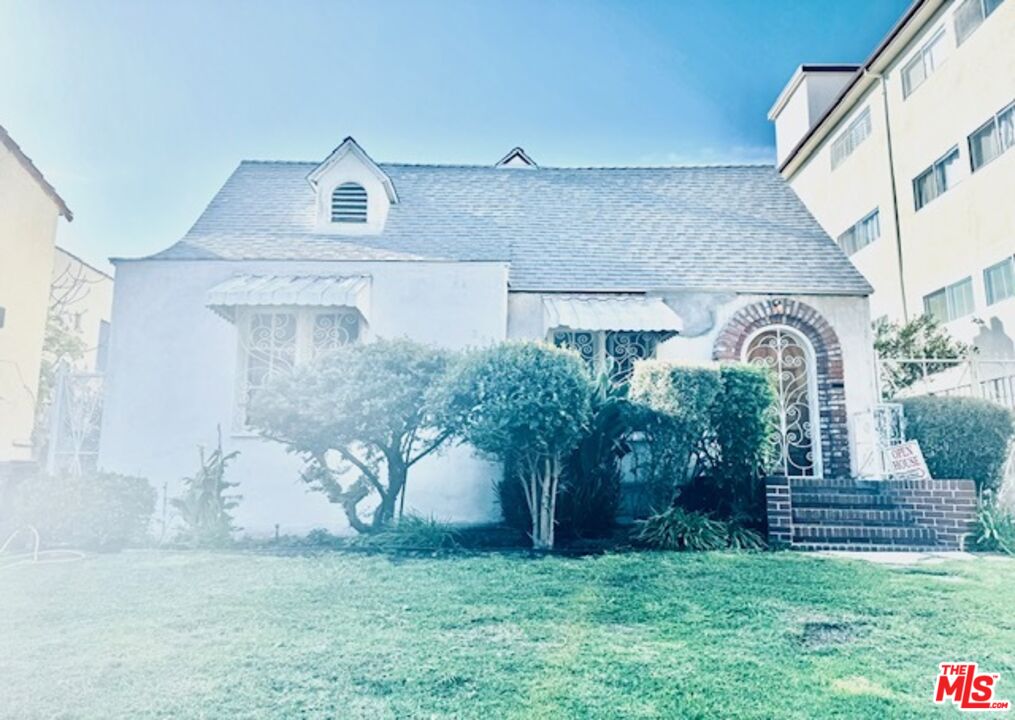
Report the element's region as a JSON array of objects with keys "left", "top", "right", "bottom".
[{"left": 632, "top": 506, "right": 765, "bottom": 551}]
